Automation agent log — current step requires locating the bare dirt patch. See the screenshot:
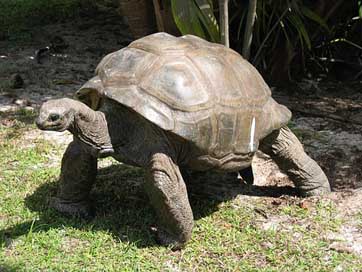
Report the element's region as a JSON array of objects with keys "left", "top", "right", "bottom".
[{"left": 0, "top": 7, "right": 130, "bottom": 113}]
